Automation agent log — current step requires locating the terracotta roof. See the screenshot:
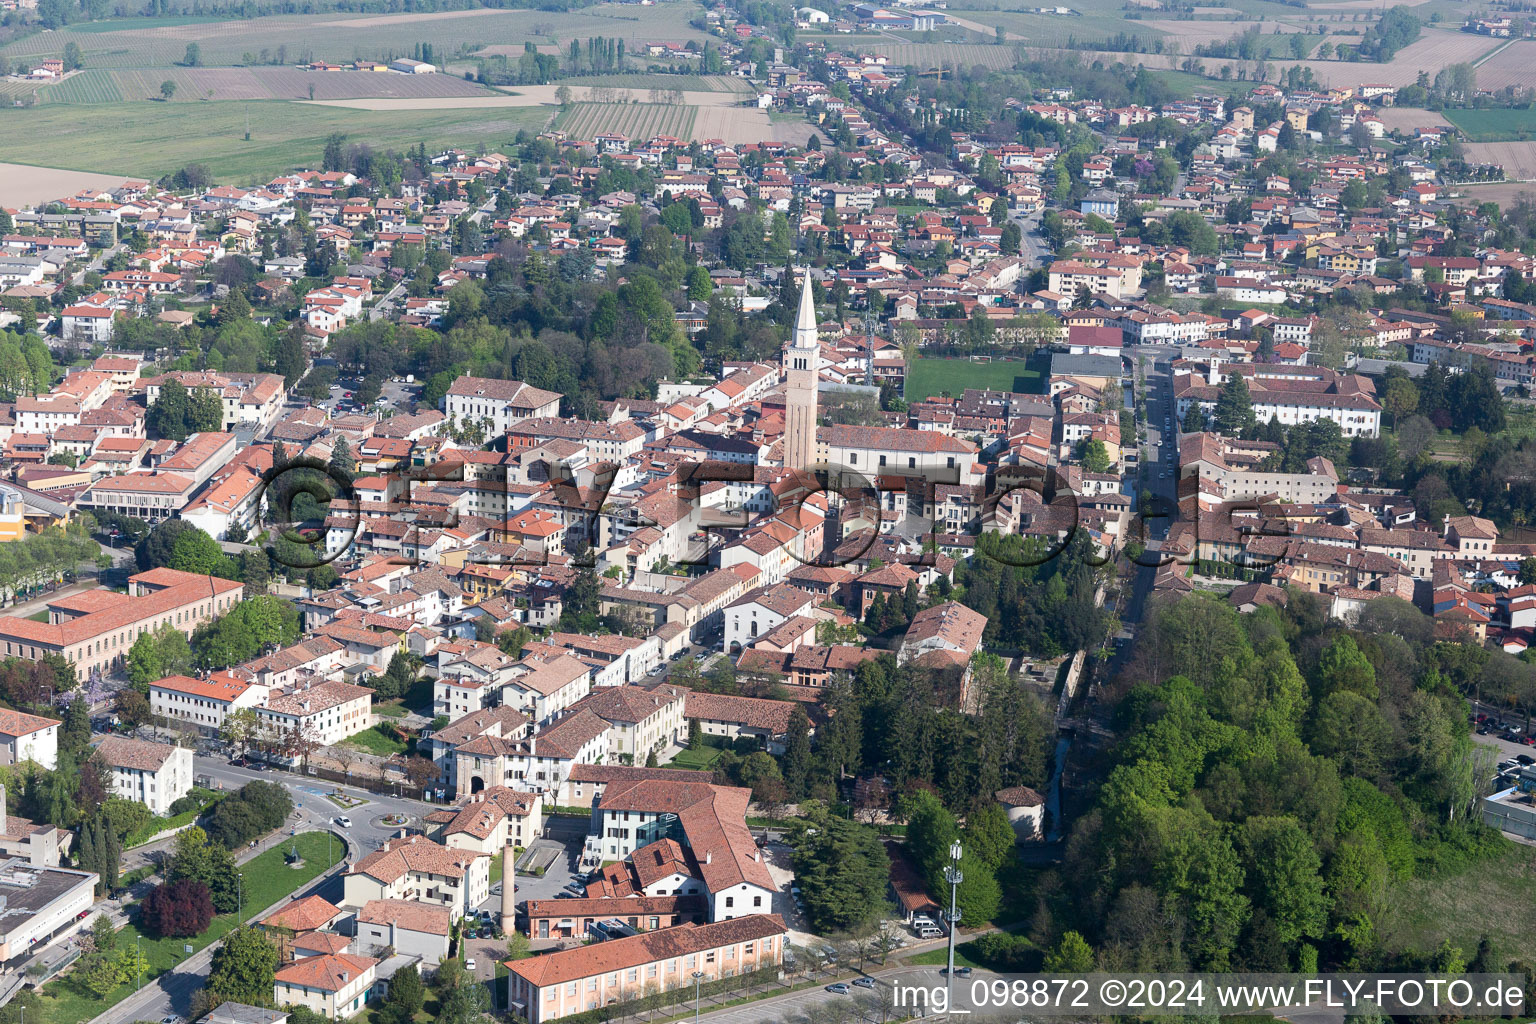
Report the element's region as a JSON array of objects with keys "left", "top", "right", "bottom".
[
  {"left": 274, "top": 953, "right": 378, "bottom": 992},
  {"left": 506, "top": 915, "right": 785, "bottom": 987},
  {"left": 683, "top": 692, "right": 796, "bottom": 734},
  {"left": 261, "top": 894, "right": 342, "bottom": 932},
  {"left": 349, "top": 835, "right": 486, "bottom": 884},
  {"left": 357, "top": 899, "right": 452, "bottom": 936},
  {"left": 92, "top": 735, "right": 180, "bottom": 772},
  {"left": 0, "top": 708, "right": 59, "bottom": 739},
  {"left": 597, "top": 779, "right": 775, "bottom": 893},
  {"left": 995, "top": 785, "right": 1044, "bottom": 807}
]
